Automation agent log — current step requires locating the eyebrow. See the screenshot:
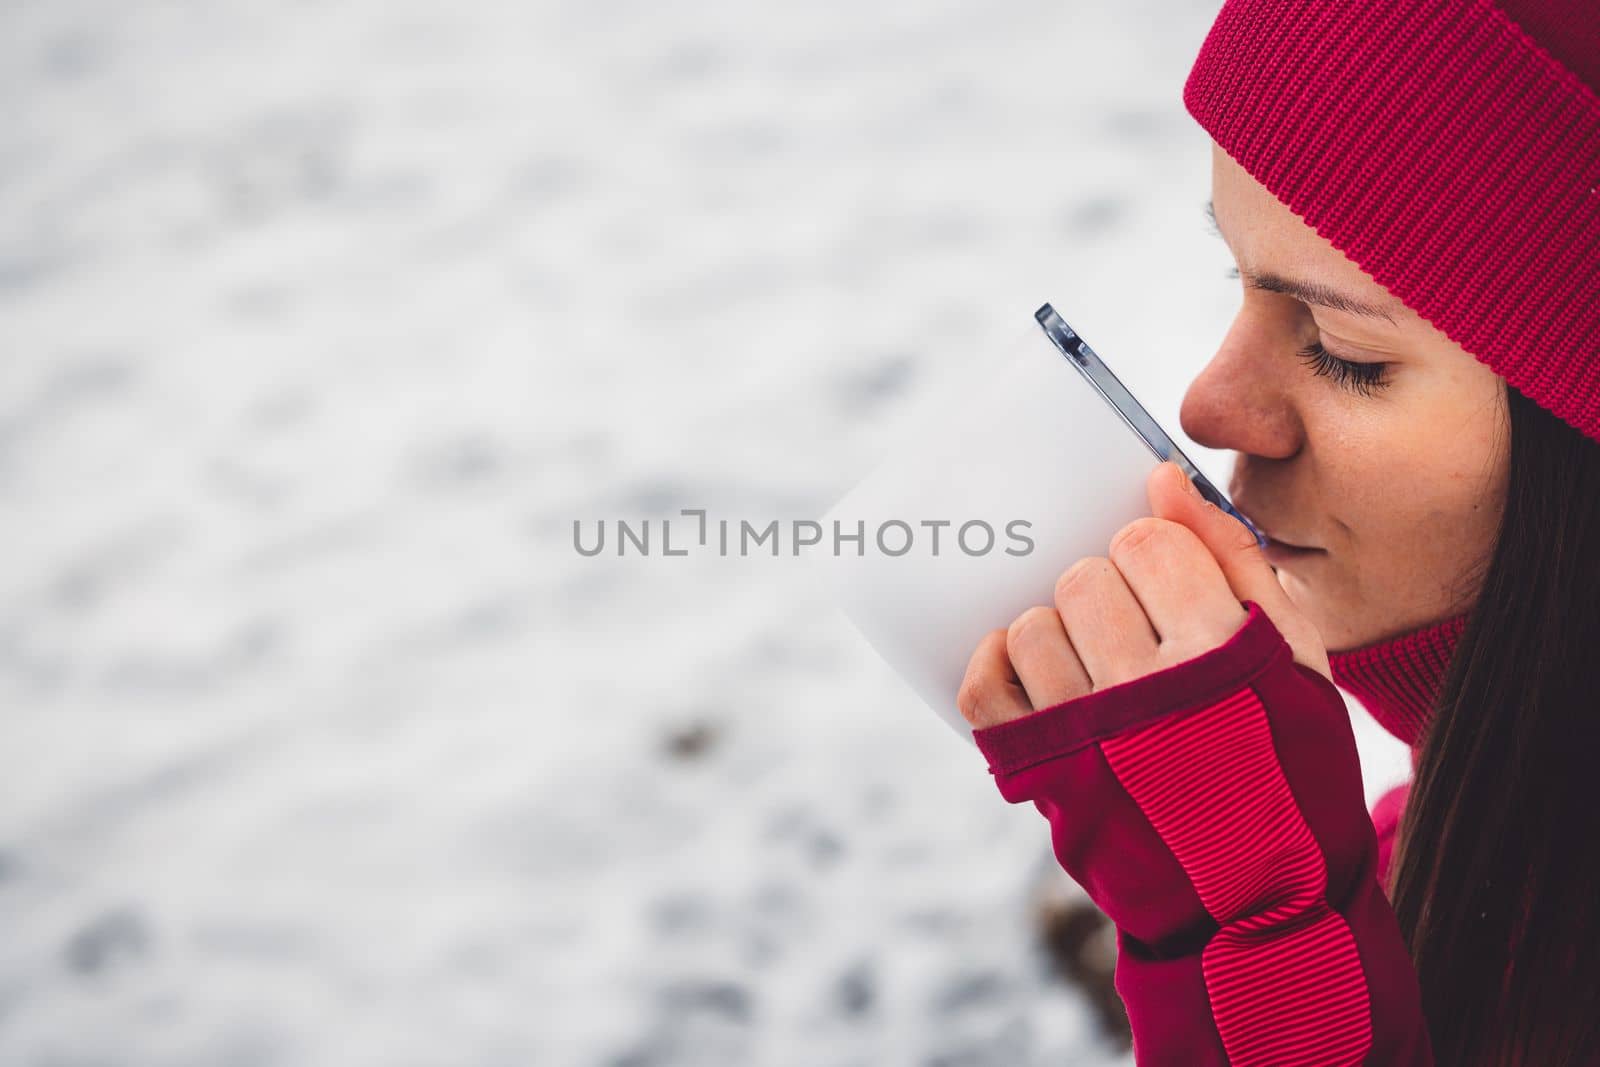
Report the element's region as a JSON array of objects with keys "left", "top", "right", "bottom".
[{"left": 1204, "top": 199, "right": 1402, "bottom": 324}]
